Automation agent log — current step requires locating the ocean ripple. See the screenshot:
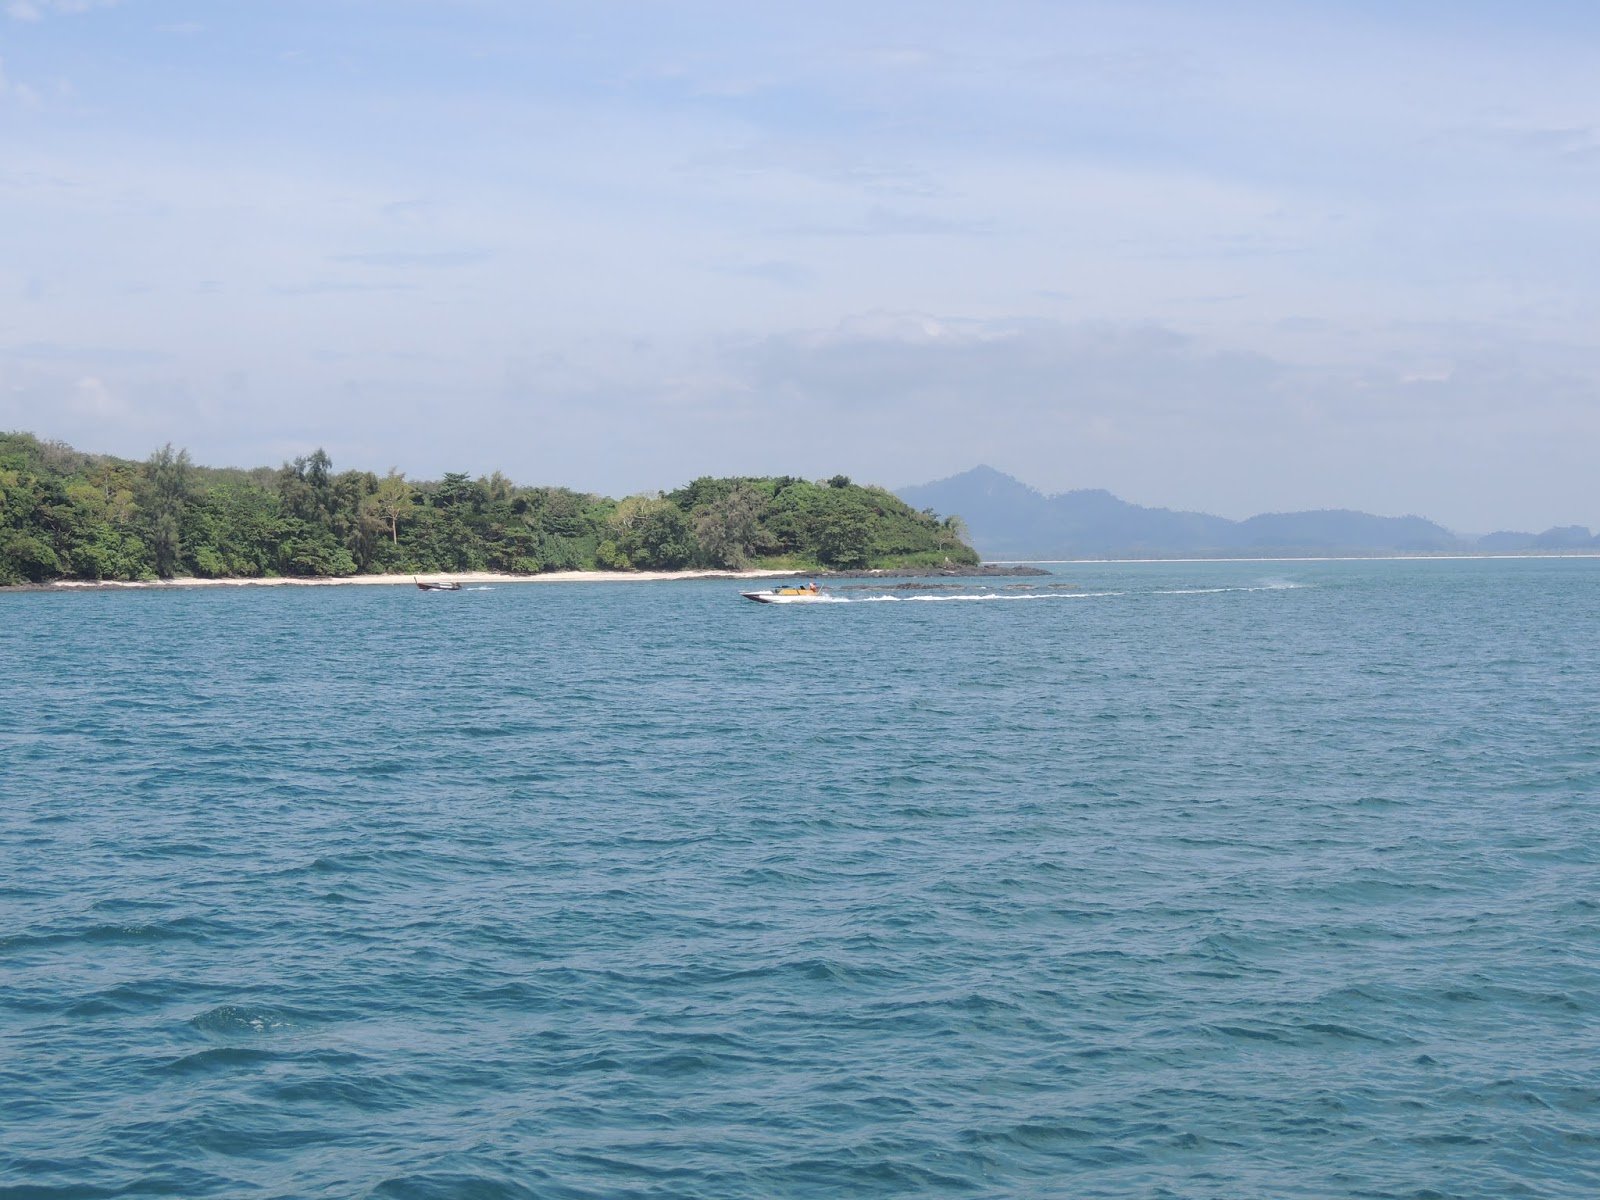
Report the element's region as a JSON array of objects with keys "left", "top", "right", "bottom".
[{"left": 3, "top": 559, "right": 1599, "bottom": 1197}]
